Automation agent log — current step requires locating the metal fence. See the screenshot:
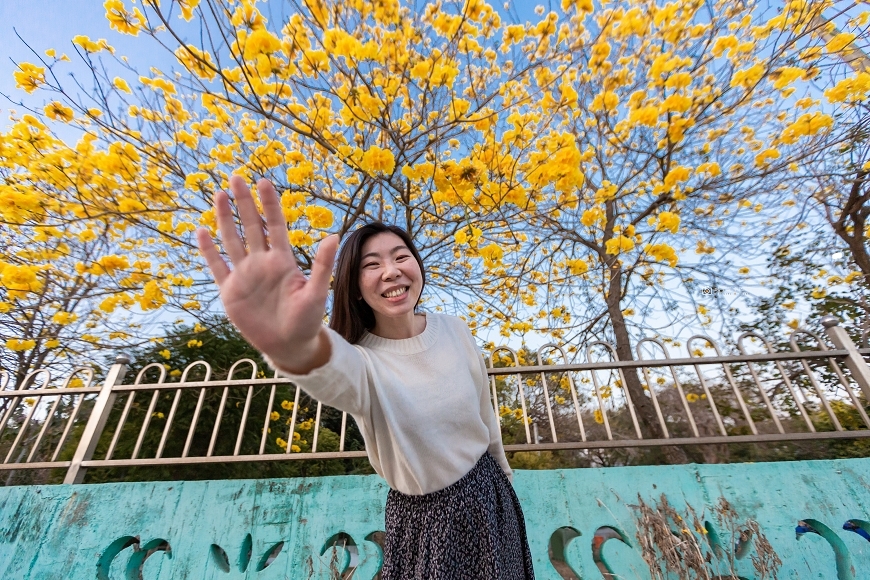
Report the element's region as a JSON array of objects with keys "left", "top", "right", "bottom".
[{"left": 1, "top": 315, "right": 868, "bottom": 485}]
